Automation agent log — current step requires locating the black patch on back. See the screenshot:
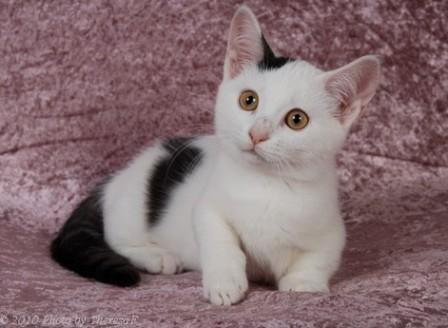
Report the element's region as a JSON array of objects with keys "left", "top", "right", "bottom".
[
  {"left": 148, "top": 137, "right": 203, "bottom": 225},
  {"left": 258, "top": 36, "right": 292, "bottom": 70}
]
